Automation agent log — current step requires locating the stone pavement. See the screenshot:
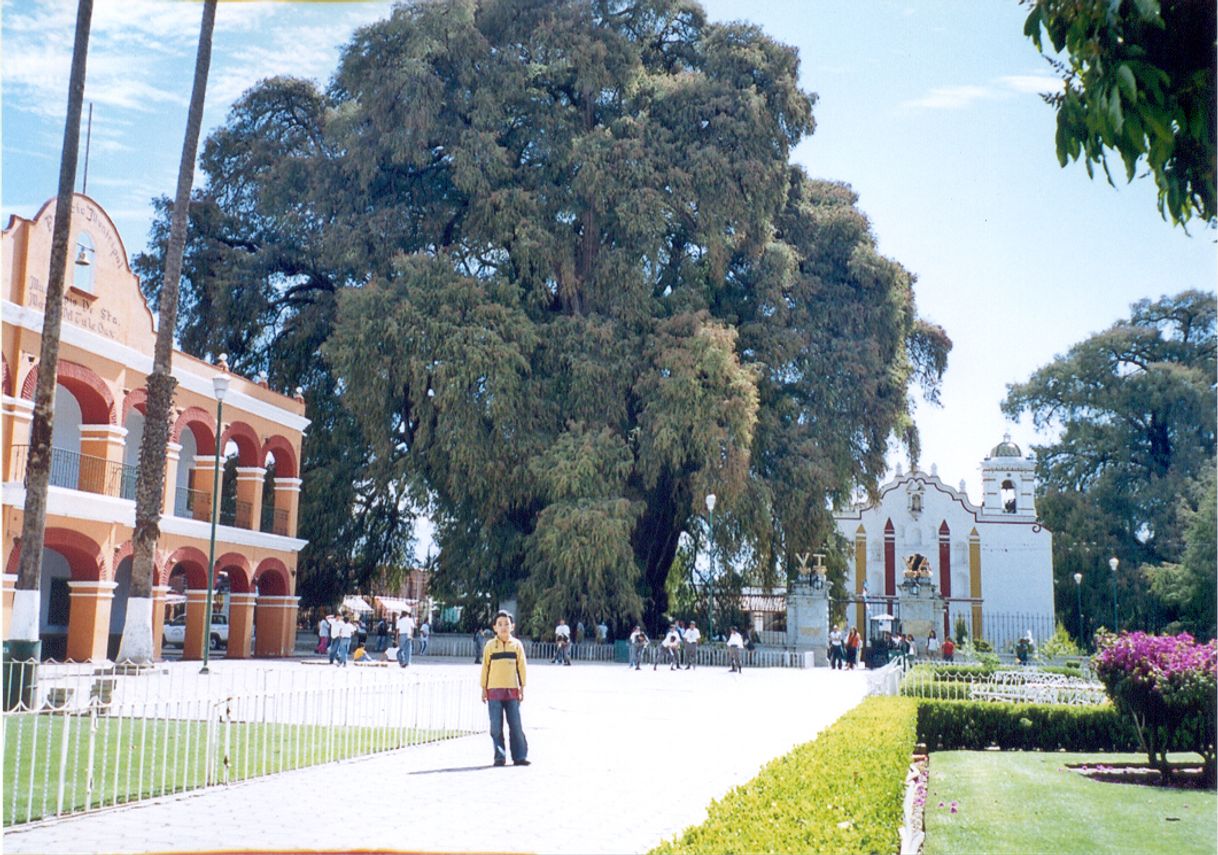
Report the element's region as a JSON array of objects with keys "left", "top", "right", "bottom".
[{"left": 3, "top": 657, "right": 871, "bottom": 854}]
